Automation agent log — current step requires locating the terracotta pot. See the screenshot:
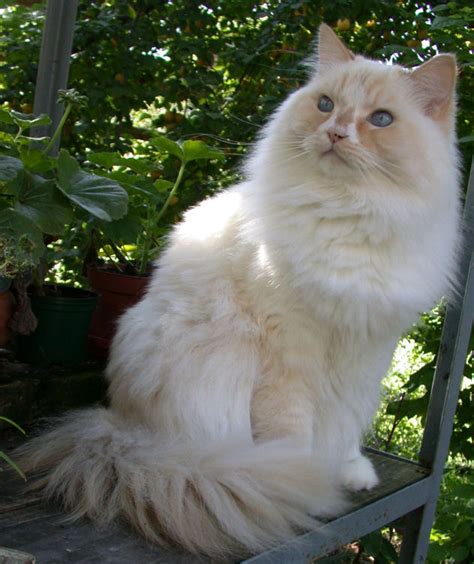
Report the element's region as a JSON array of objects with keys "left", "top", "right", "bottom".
[
  {"left": 87, "top": 265, "right": 150, "bottom": 358},
  {"left": 0, "top": 288, "right": 14, "bottom": 347}
]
